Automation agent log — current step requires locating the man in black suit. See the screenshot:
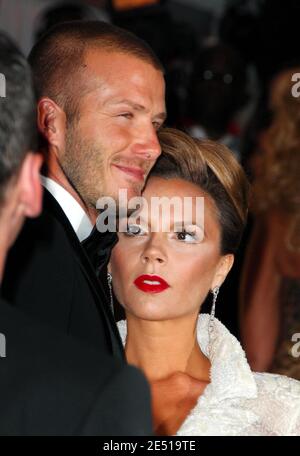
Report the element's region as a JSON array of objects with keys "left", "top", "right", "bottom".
[
  {"left": 0, "top": 31, "right": 152, "bottom": 436},
  {"left": 2, "top": 21, "right": 166, "bottom": 360}
]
